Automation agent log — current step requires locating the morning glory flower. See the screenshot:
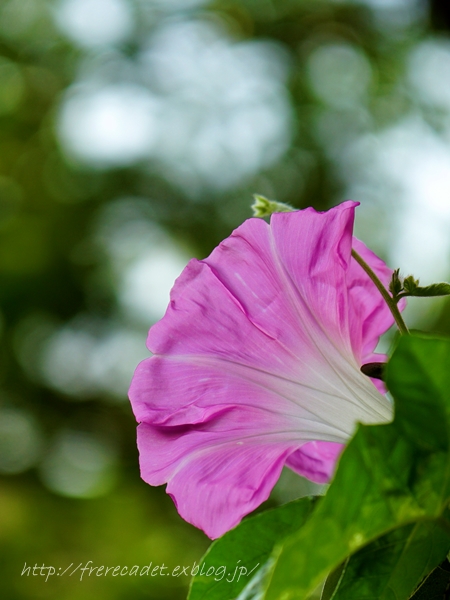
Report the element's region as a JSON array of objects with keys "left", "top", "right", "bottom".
[{"left": 129, "top": 201, "right": 402, "bottom": 539}]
